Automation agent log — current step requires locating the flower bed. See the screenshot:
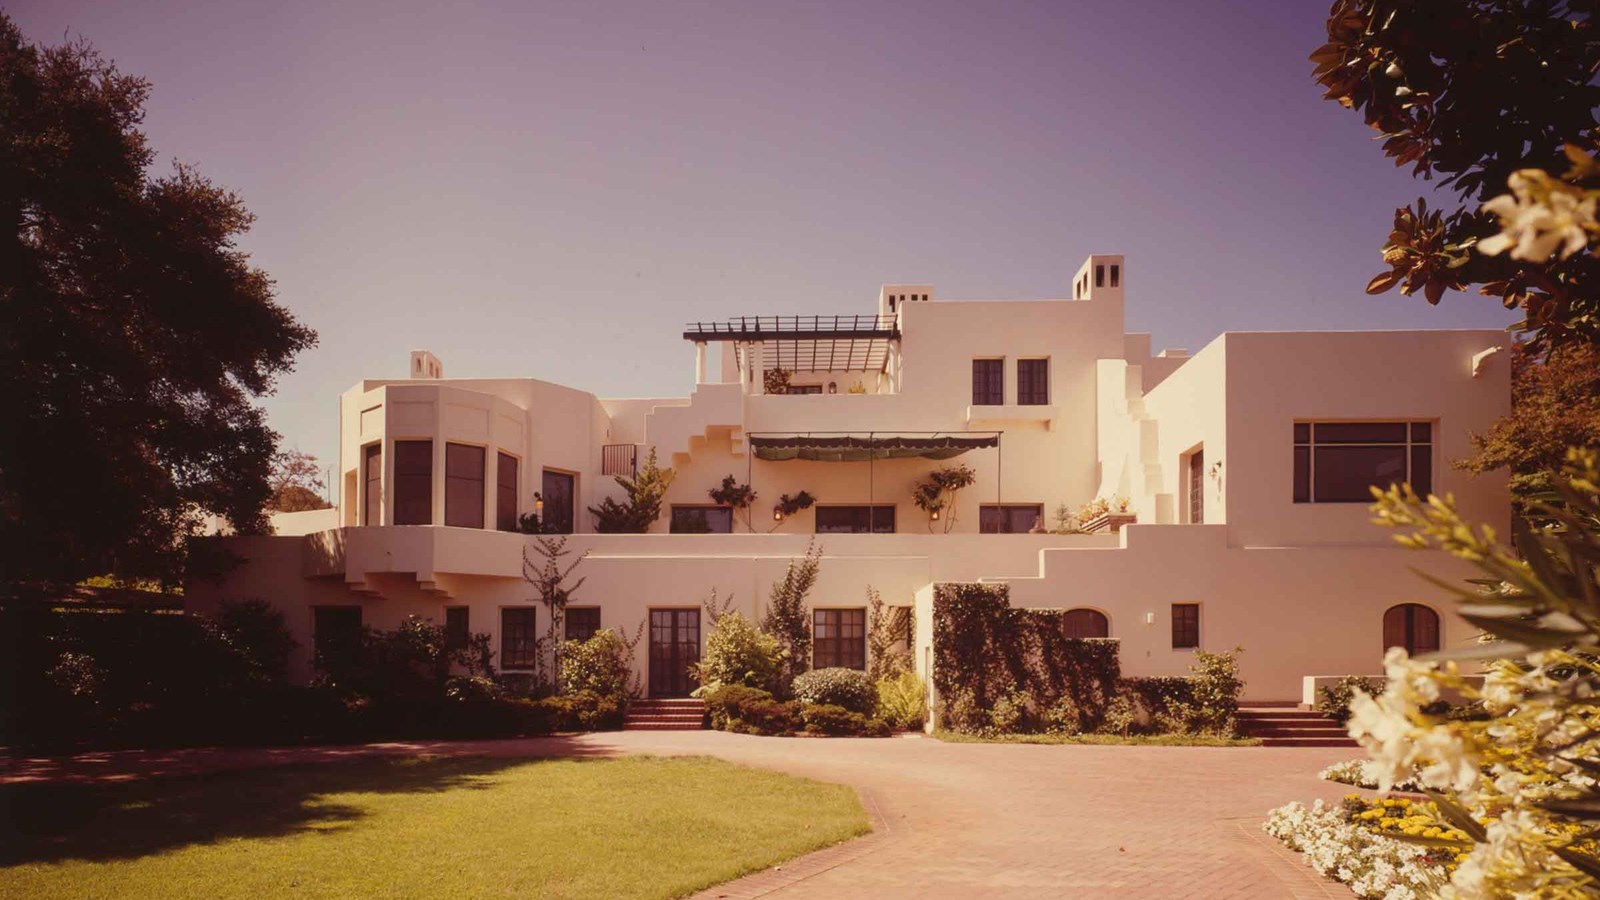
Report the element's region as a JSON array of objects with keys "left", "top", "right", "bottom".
[
  {"left": 1320, "top": 758, "right": 1425, "bottom": 793},
  {"left": 1263, "top": 795, "right": 1462, "bottom": 899}
]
